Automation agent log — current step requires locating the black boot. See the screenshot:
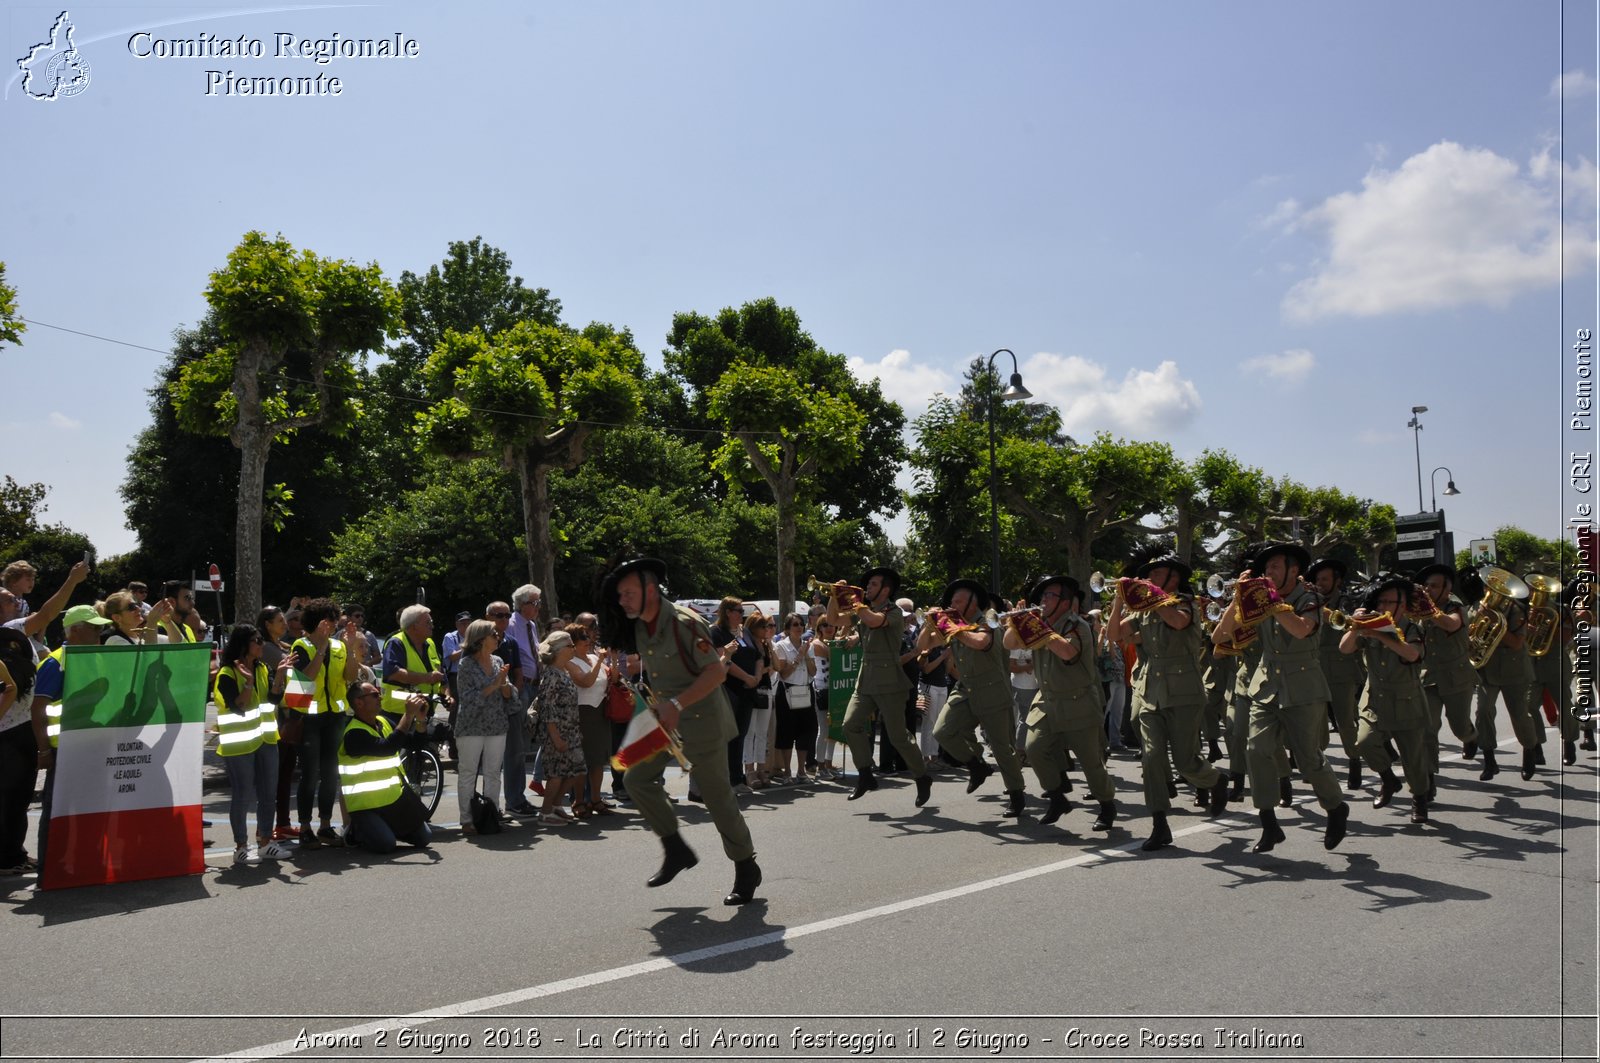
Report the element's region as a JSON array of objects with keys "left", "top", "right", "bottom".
[
  {"left": 1521, "top": 747, "right": 1537, "bottom": 780},
  {"left": 1040, "top": 788, "right": 1073, "bottom": 825},
  {"left": 1208, "top": 739, "right": 1224, "bottom": 763},
  {"left": 1207, "top": 774, "right": 1230, "bottom": 817},
  {"left": 1463, "top": 738, "right": 1478, "bottom": 760},
  {"left": 1479, "top": 749, "right": 1499, "bottom": 781},
  {"left": 1063, "top": 772, "right": 1075, "bottom": 793},
  {"left": 965, "top": 758, "right": 994, "bottom": 794},
  {"left": 1346, "top": 762, "right": 1362, "bottom": 791},
  {"left": 1165, "top": 777, "right": 1179, "bottom": 799},
  {"left": 1192, "top": 785, "right": 1209, "bottom": 809},
  {"left": 723, "top": 856, "right": 761, "bottom": 906},
  {"left": 1373, "top": 770, "right": 1399, "bottom": 809},
  {"left": 914, "top": 774, "right": 933, "bottom": 807},
  {"left": 1141, "top": 810, "right": 1172, "bottom": 852},
  {"left": 848, "top": 765, "right": 879, "bottom": 801},
  {"left": 1252, "top": 808, "right": 1286, "bottom": 853},
  {"left": 1064, "top": 752, "right": 1077, "bottom": 773},
  {"left": 1228, "top": 774, "right": 1245, "bottom": 801},
  {"left": 1091, "top": 800, "right": 1116, "bottom": 831},
  {"left": 1533, "top": 743, "right": 1546, "bottom": 766},
  {"left": 647, "top": 833, "right": 699, "bottom": 888},
  {"left": 1426, "top": 774, "right": 1436, "bottom": 803},
  {"left": 1564, "top": 739, "right": 1578, "bottom": 766},
  {"left": 1582, "top": 724, "right": 1597, "bottom": 751},
  {"left": 1278, "top": 776, "right": 1293, "bottom": 808},
  {"left": 1409, "top": 797, "right": 1428, "bottom": 825},
  {"left": 1324, "top": 802, "right": 1349, "bottom": 850},
  {"left": 1001, "top": 789, "right": 1026, "bottom": 818}
]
